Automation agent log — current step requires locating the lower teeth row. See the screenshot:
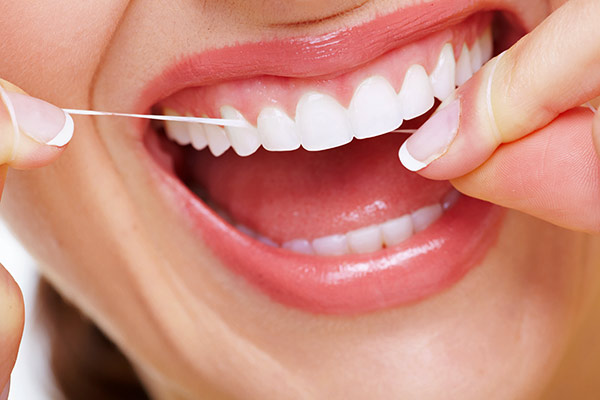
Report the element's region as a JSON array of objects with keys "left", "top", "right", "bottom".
[{"left": 218, "top": 189, "right": 461, "bottom": 256}]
